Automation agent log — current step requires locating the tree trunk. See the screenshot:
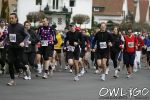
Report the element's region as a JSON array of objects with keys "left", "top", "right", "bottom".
[{"left": 1, "top": 0, "right": 9, "bottom": 21}]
